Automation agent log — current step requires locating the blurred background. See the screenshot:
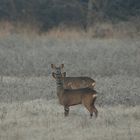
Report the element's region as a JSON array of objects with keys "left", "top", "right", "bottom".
[{"left": 0, "top": 0, "right": 140, "bottom": 31}]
